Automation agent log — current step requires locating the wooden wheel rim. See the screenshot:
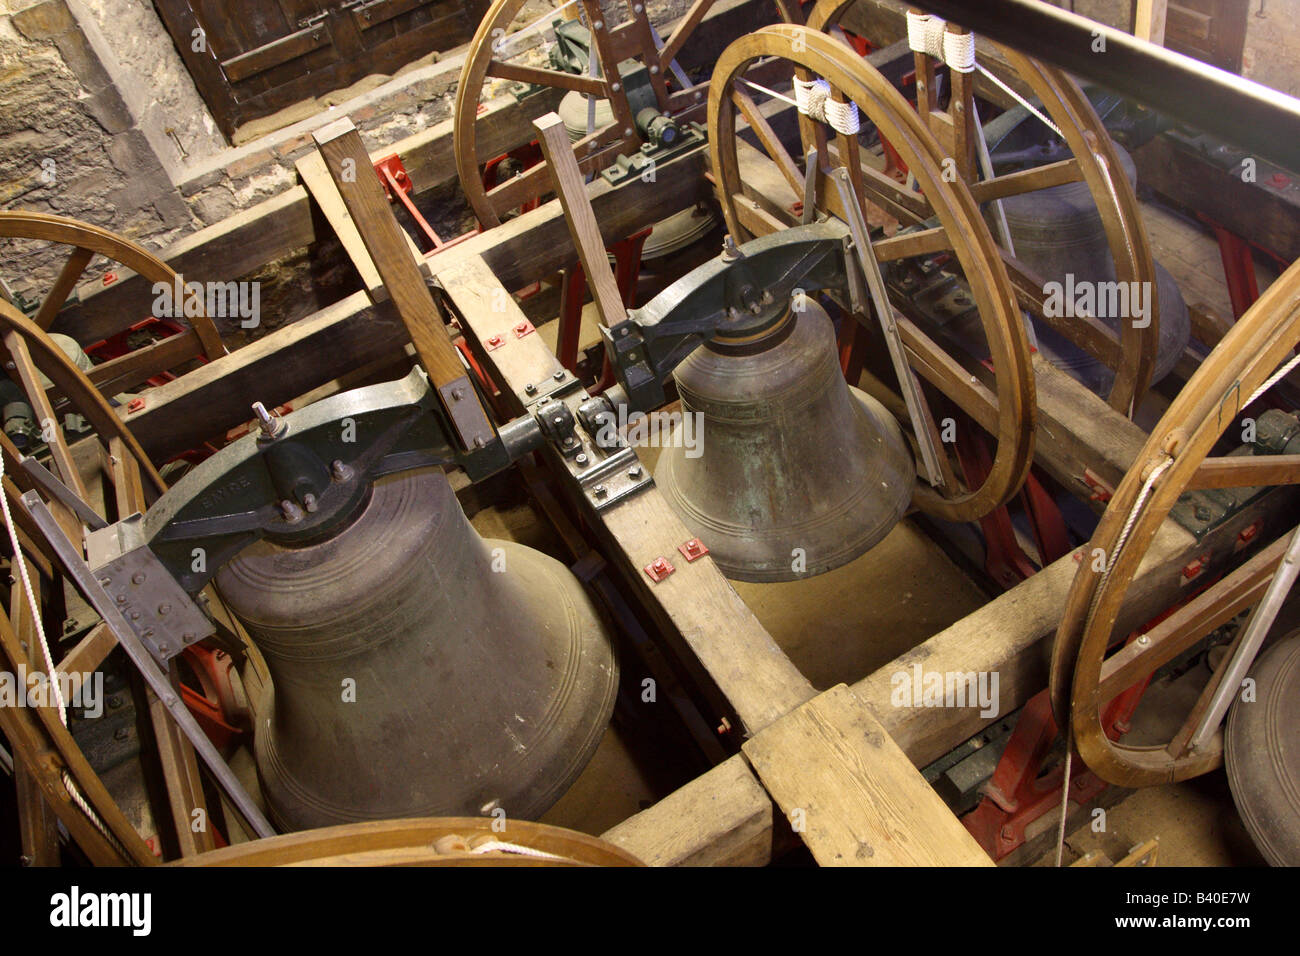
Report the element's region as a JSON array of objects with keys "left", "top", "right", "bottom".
[
  {"left": 174, "top": 816, "right": 645, "bottom": 866},
  {"left": 709, "top": 23, "right": 1035, "bottom": 522},
  {"left": 1052, "top": 257, "right": 1300, "bottom": 787},
  {"left": 805, "top": 0, "right": 1160, "bottom": 416},
  {"left": 0, "top": 210, "right": 225, "bottom": 362},
  {"left": 0, "top": 298, "right": 166, "bottom": 494}
]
